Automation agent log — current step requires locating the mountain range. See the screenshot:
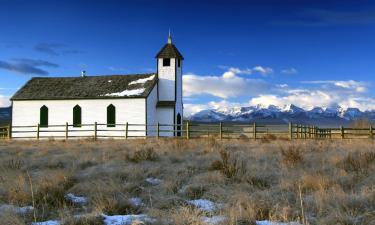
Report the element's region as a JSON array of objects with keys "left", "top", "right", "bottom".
[{"left": 189, "top": 104, "right": 375, "bottom": 127}]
